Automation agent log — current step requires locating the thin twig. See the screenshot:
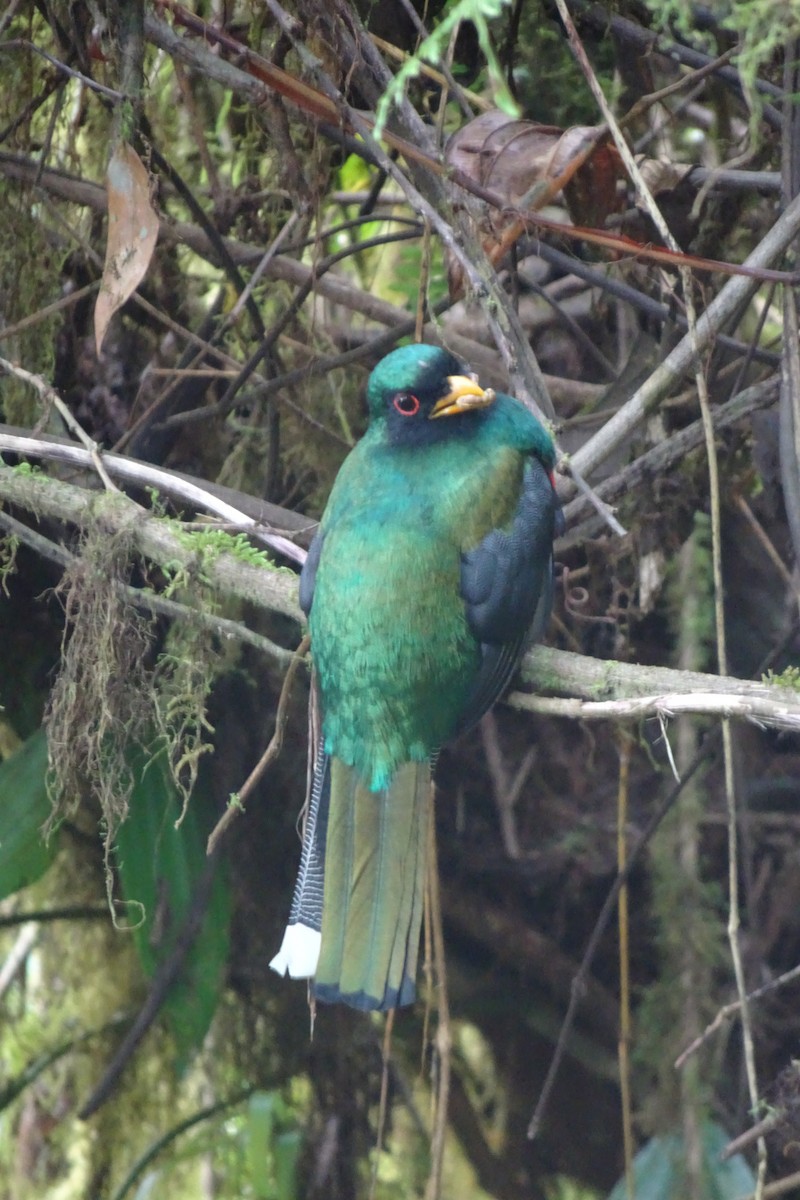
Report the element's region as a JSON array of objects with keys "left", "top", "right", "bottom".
[
  {"left": 736, "top": 1170, "right": 800, "bottom": 1200},
  {"left": 0, "top": 39, "right": 126, "bottom": 100},
  {"left": 722, "top": 1113, "right": 782, "bottom": 1161},
  {"left": 370, "top": 1008, "right": 396, "bottom": 1200},
  {"left": 0, "top": 0, "right": 23, "bottom": 38},
  {"left": 0, "top": 922, "right": 38, "bottom": 999},
  {"left": 734, "top": 494, "right": 796, "bottom": 590},
  {"left": 619, "top": 46, "right": 737, "bottom": 129},
  {"left": 206, "top": 634, "right": 310, "bottom": 854},
  {"left": 0, "top": 281, "right": 100, "bottom": 342},
  {"left": 563, "top": 462, "right": 627, "bottom": 537},
  {"left": 556, "top": 13, "right": 767, "bottom": 1187},
  {"left": 371, "top": 25, "right": 482, "bottom": 117},
  {"left": 527, "top": 736, "right": 714, "bottom": 1137},
  {"left": 146, "top": 367, "right": 239, "bottom": 379},
  {"left": 108, "top": 1090, "right": 256, "bottom": 1200},
  {"left": 692, "top": 178, "right": 767, "bottom": 1200},
  {"left": 226, "top": 208, "right": 305, "bottom": 326},
  {"left": 675, "top": 962, "right": 800, "bottom": 1071},
  {"left": 570, "top": 3, "right": 783, "bottom": 125},
  {"left": 0, "top": 356, "right": 119, "bottom": 492},
  {"left": 480, "top": 711, "right": 537, "bottom": 859}
]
